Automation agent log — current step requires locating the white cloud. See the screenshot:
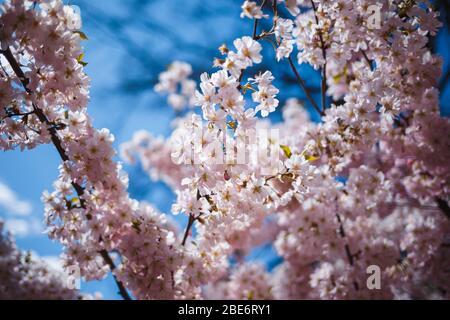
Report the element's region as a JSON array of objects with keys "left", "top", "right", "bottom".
[
  {"left": 0, "top": 181, "right": 33, "bottom": 216},
  {"left": 4, "top": 218, "right": 42, "bottom": 238},
  {"left": 41, "top": 255, "right": 64, "bottom": 273}
]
